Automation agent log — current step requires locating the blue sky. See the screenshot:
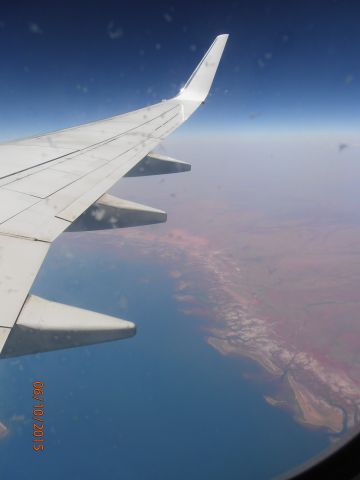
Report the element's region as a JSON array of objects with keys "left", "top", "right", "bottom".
[{"left": 0, "top": 0, "right": 359, "bottom": 139}]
